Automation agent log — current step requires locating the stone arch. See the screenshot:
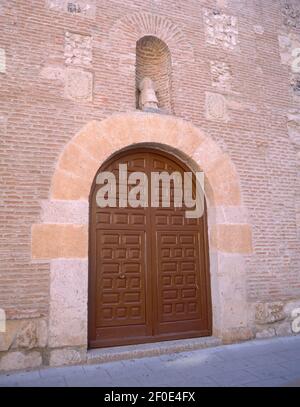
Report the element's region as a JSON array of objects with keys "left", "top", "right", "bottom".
[
  {"left": 31, "top": 113, "right": 253, "bottom": 363},
  {"left": 50, "top": 112, "right": 240, "bottom": 206},
  {"left": 109, "top": 11, "right": 194, "bottom": 62}
]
